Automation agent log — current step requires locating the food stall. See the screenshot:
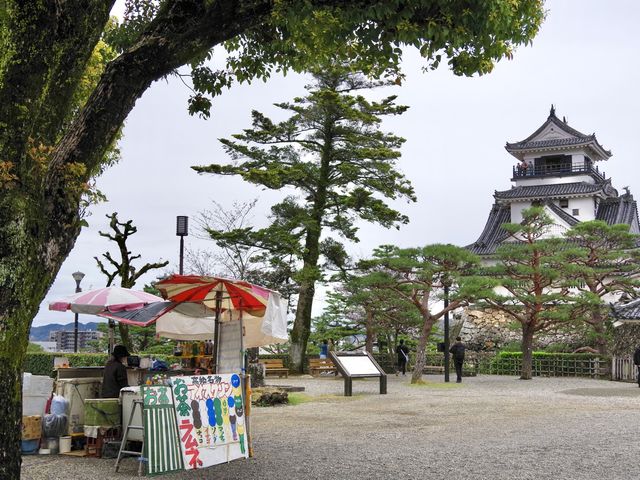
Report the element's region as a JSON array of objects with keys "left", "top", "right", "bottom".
[{"left": 101, "top": 275, "right": 288, "bottom": 475}]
